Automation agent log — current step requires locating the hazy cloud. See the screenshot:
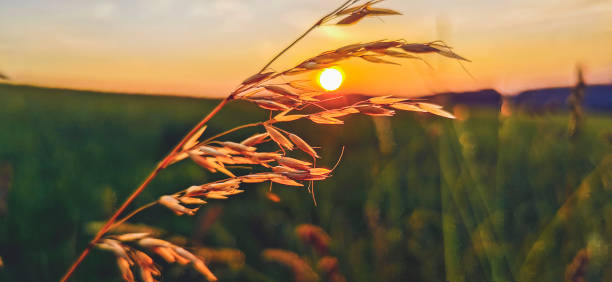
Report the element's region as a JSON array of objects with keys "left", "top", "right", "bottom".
[
  {"left": 92, "top": 2, "right": 116, "bottom": 20},
  {"left": 142, "top": 0, "right": 174, "bottom": 15},
  {"left": 190, "top": 0, "right": 252, "bottom": 20}
]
